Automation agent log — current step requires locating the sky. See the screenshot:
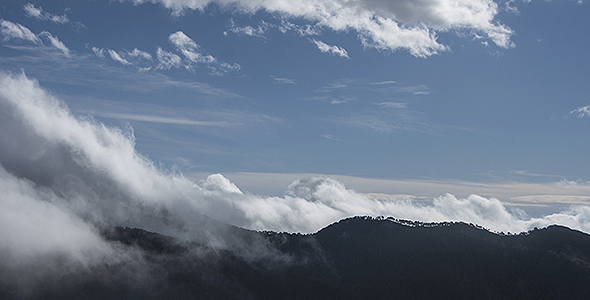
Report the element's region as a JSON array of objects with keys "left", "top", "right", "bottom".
[
  {"left": 1, "top": 0, "right": 590, "bottom": 228},
  {"left": 1, "top": 0, "right": 589, "bottom": 183},
  {"left": 3, "top": 1, "right": 590, "bottom": 288}
]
